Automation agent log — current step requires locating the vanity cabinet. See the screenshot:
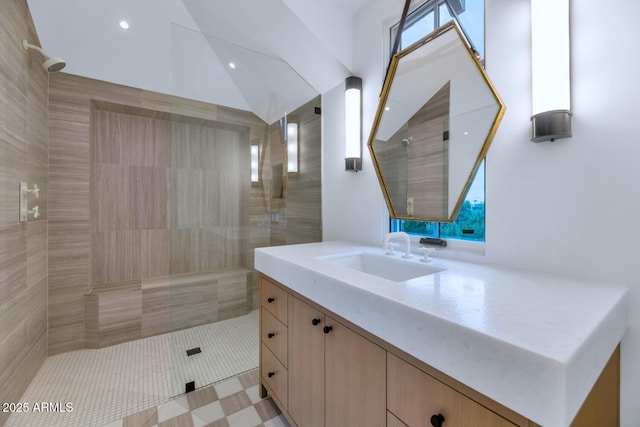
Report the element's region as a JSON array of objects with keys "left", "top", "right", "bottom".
[
  {"left": 288, "top": 295, "right": 386, "bottom": 427},
  {"left": 387, "top": 353, "right": 516, "bottom": 426},
  {"left": 287, "top": 293, "right": 325, "bottom": 427},
  {"left": 261, "top": 277, "right": 386, "bottom": 427},
  {"left": 259, "top": 274, "right": 620, "bottom": 427},
  {"left": 260, "top": 277, "right": 288, "bottom": 411}
]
